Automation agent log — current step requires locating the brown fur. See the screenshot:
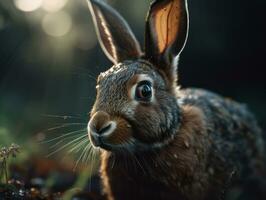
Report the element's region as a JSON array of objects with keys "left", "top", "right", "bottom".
[
  {"left": 99, "top": 105, "right": 211, "bottom": 200},
  {"left": 105, "top": 117, "right": 132, "bottom": 146},
  {"left": 87, "top": 0, "right": 265, "bottom": 199},
  {"left": 91, "top": 111, "right": 111, "bottom": 131}
]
